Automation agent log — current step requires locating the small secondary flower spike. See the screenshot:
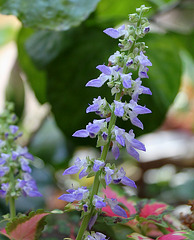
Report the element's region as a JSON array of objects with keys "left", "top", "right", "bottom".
[
  {"left": 59, "top": 5, "right": 152, "bottom": 240},
  {"left": 0, "top": 103, "right": 42, "bottom": 219}
]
